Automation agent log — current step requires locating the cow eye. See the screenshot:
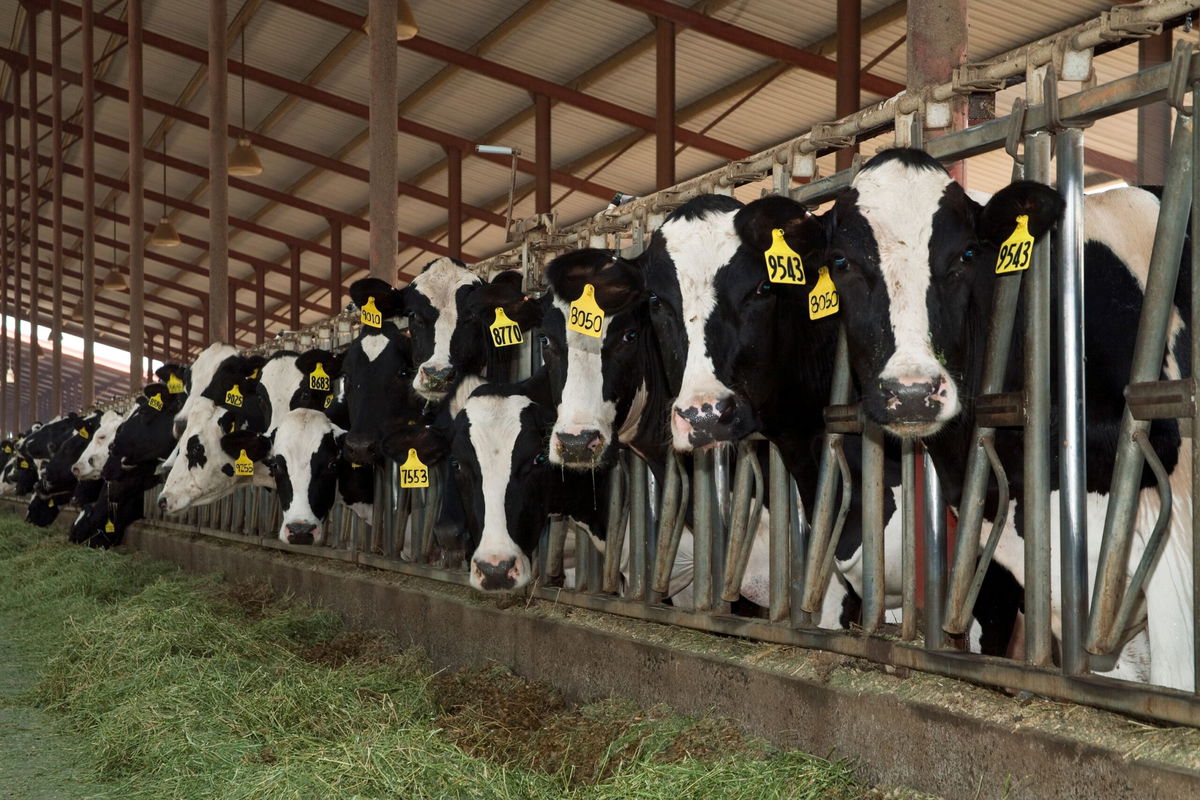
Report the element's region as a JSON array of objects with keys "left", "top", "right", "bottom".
[
  {"left": 449, "top": 457, "right": 460, "bottom": 470},
  {"left": 961, "top": 247, "right": 976, "bottom": 264},
  {"left": 830, "top": 253, "right": 848, "bottom": 270},
  {"left": 648, "top": 292, "right": 661, "bottom": 309},
  {"left": 621, "top": 330, "right": 638, "bottom": 343},
  {"left": 534, "top": 452, "right": 548, "bottom": 465},
  {"left": 537, "top": 333, "right": 550, "bottom": 347},
  {"left": 755, "top": 280, "right": 772, "bottom": 296}
]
